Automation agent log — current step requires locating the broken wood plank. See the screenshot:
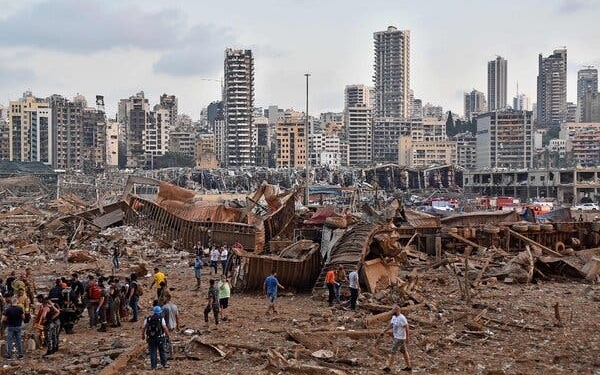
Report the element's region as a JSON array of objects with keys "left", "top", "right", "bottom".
[
  {"left": 506, "top": 229, "right": 562, "bottom": 257},
  {"left": 363, "top": 303, "right": 424, "bottom": 328},
  {"left": 474, "top": 255, "right": 493, "bottom": 288},
  {"left": 98, "top": 342, "right": 146, "bottom": 375},
  {"left": 447, "top": 232, "right": 486, "bottom": 251}
]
